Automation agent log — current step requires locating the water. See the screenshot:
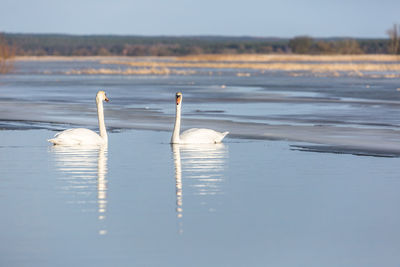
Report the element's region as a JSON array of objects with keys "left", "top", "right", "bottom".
[
  {"left": 1, "top": 130, "right": 400, "bottom": 266},
  {"left": 1, "top": 59, "right": 400, "bottom": 266},
  {"left": 2, "top": 59, "right": 400, "bottom": 155}
]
